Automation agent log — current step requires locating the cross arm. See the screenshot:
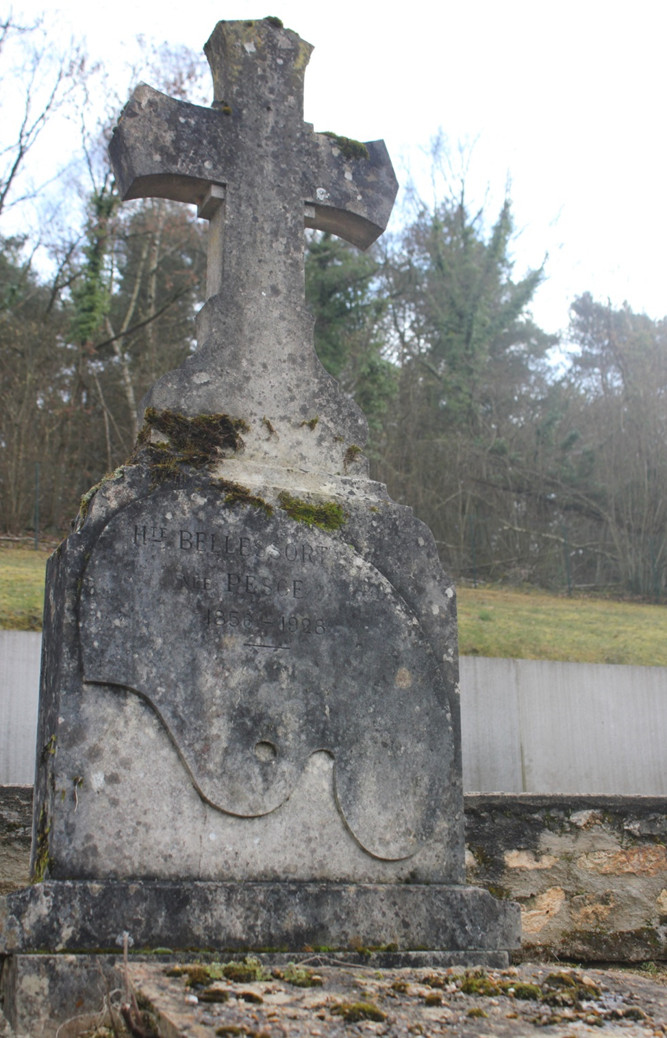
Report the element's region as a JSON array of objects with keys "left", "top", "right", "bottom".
[
  {"left": 305, "top": 133, "right": 398, "bottom": 249},
  {"left": 109, "top": 84, "right": 232, "bottom": 207}
]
